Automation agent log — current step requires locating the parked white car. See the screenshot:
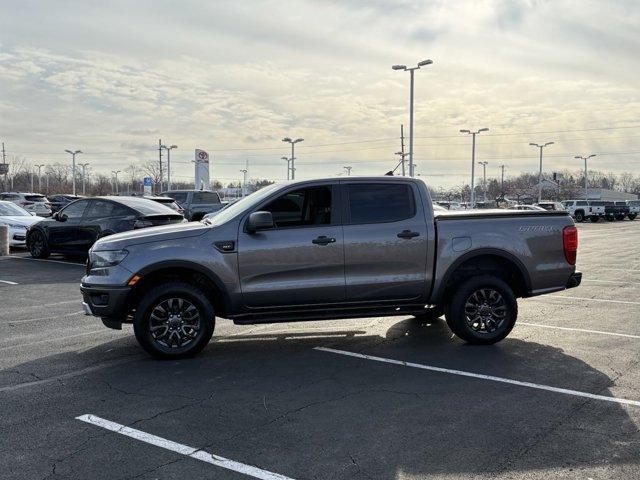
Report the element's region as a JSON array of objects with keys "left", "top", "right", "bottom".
[
  {"left": 536, "top": 201, "right": 565, "bottom": 212},
  {"left": 627, "top": 200, "right": 639, "bottom": 220},
  {"left": 0, "top": 200, "right": 42, "bottom": 247},
  {"left": 0, "top": 192, "right": 52, "bottom": 217}
]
